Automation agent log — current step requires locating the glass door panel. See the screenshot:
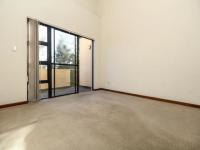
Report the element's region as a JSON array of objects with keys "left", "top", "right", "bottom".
[
  {"left": 54, "top": 65, "right": 76, "bottom": 96},
  {"left": 38, "top": 23, "right": 78, "bottom": 99},
  {"left": 55, "top": 30, "right": 76, "bottom": 64},
  {"left": 51, "top": 29, "right": 77, "bottom": 96}
]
